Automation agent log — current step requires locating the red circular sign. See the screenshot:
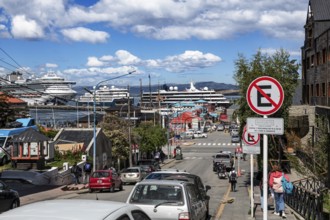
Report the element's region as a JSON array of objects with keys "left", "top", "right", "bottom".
[
  {"left": 246, "top": 76, "right": 284, "bottom": 115},
  {"left": 243, "top": 127, "right": 260, "bottom": 145}
]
